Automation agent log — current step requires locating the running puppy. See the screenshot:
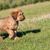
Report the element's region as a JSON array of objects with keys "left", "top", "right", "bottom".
[{"left": 0, "top": 9, "right": 25, "bottom": 39}]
